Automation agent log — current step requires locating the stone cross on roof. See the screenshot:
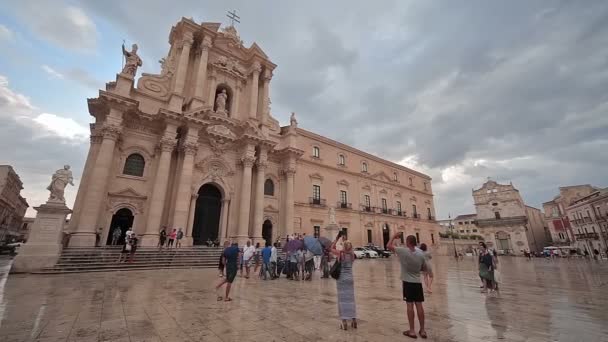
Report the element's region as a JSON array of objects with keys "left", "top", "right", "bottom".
[{"left": 226, "top": 10, "right": 240, "bottom": 26}]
